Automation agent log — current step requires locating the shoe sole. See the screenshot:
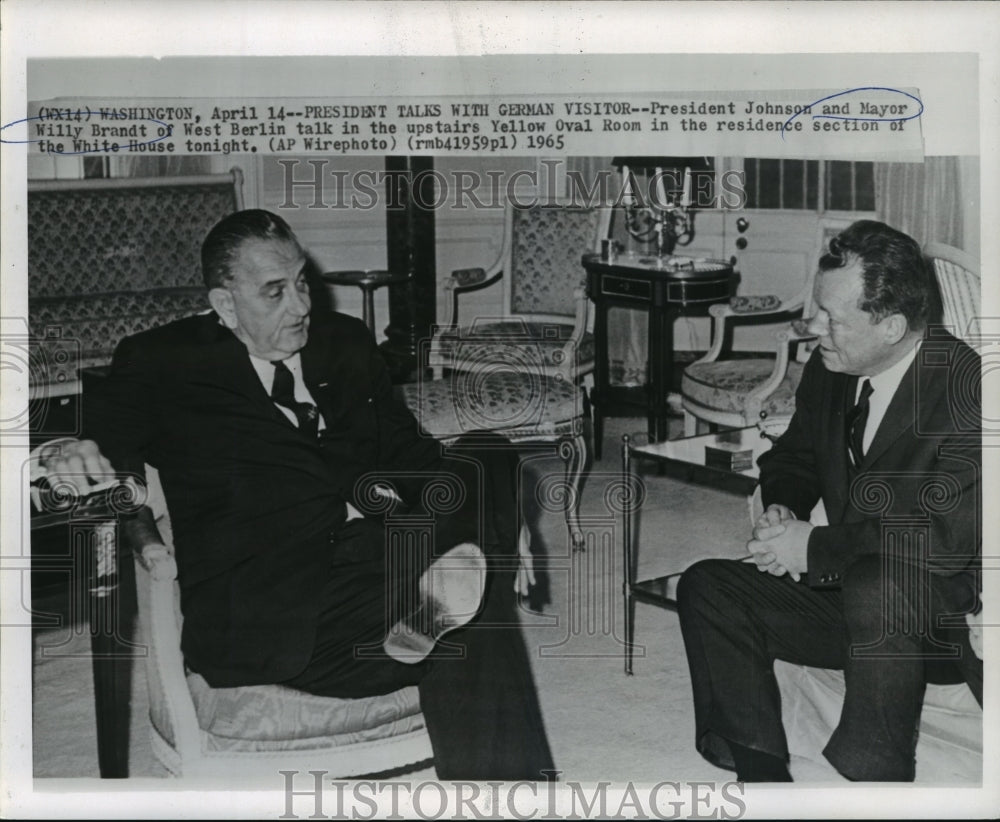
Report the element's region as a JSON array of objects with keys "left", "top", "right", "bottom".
[{"left": 383, "top": 542, "right": 485, "bottom": 663}]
